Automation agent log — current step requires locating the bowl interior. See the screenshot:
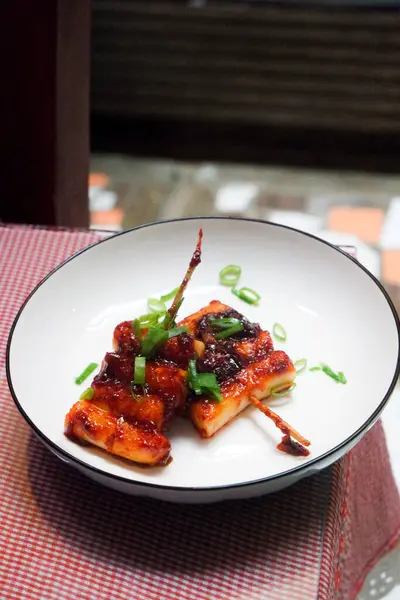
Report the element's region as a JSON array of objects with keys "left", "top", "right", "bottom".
[{"left": 8, "top": 218, "right": 400, "bottom": 489}]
